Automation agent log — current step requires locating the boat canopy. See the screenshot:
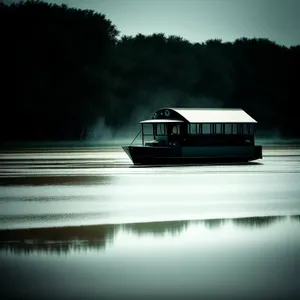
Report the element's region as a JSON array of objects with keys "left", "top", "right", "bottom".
[
  {"left": 140, "top": 119, "right": 184, "bottom": 124},
  {"left": 153, "top": 108, "right": 257, "bottom": 123}
]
